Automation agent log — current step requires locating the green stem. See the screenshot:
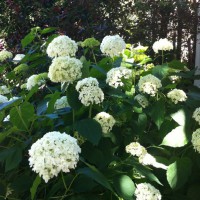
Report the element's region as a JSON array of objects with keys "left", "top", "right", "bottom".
[
  {"left": 61, "top": 172, "right": 67, "bottom": 191},
  {"left": 162, "top": 50, "right": 164, "bottom": 65},
  {"left": 91, "top": 49, "right": 97, "bottom": 65},
  {"left": 89, "top": 104, "right": 93, "bottom": 118}
]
